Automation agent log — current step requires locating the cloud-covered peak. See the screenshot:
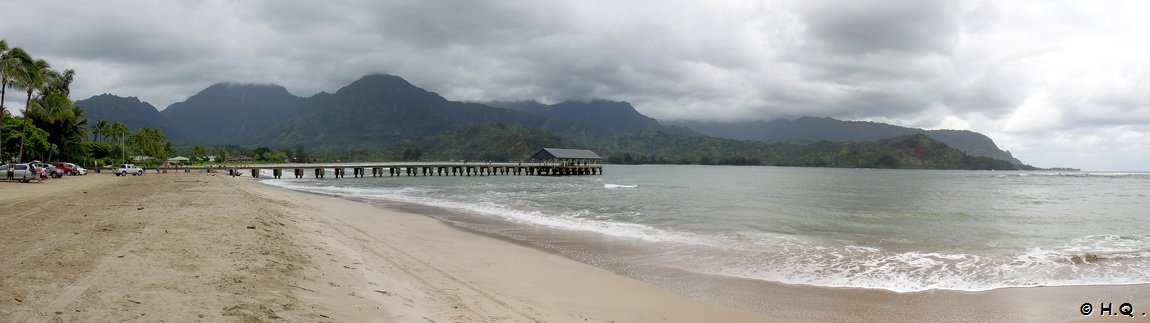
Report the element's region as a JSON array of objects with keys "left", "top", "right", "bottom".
[{"left": 3, "top": 0, "right": 1149, "bottom": 170}]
